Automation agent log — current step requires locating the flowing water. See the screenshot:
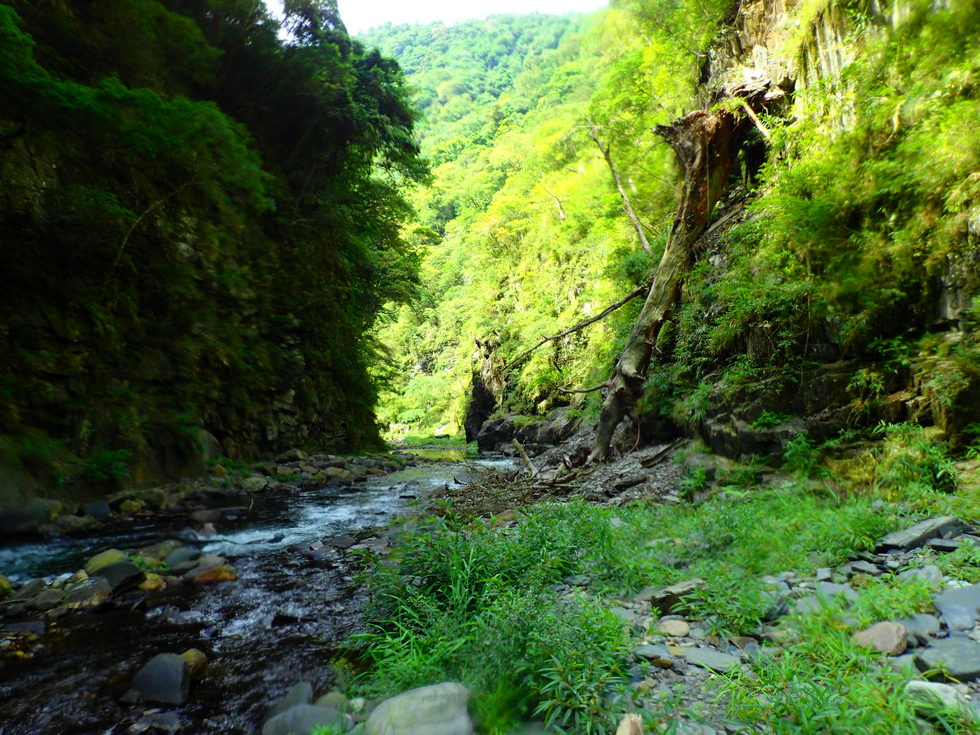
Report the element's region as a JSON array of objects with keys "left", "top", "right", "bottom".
[{"left": 0, "top": 454, "right": 514, "bottom": 734}]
